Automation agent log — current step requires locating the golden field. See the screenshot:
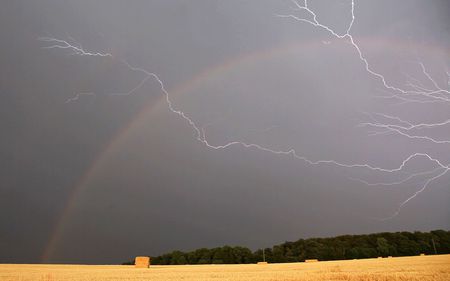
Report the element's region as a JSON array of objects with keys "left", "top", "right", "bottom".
[{"left": 1, "top": 254, "right": 449, "bottom": 281}]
